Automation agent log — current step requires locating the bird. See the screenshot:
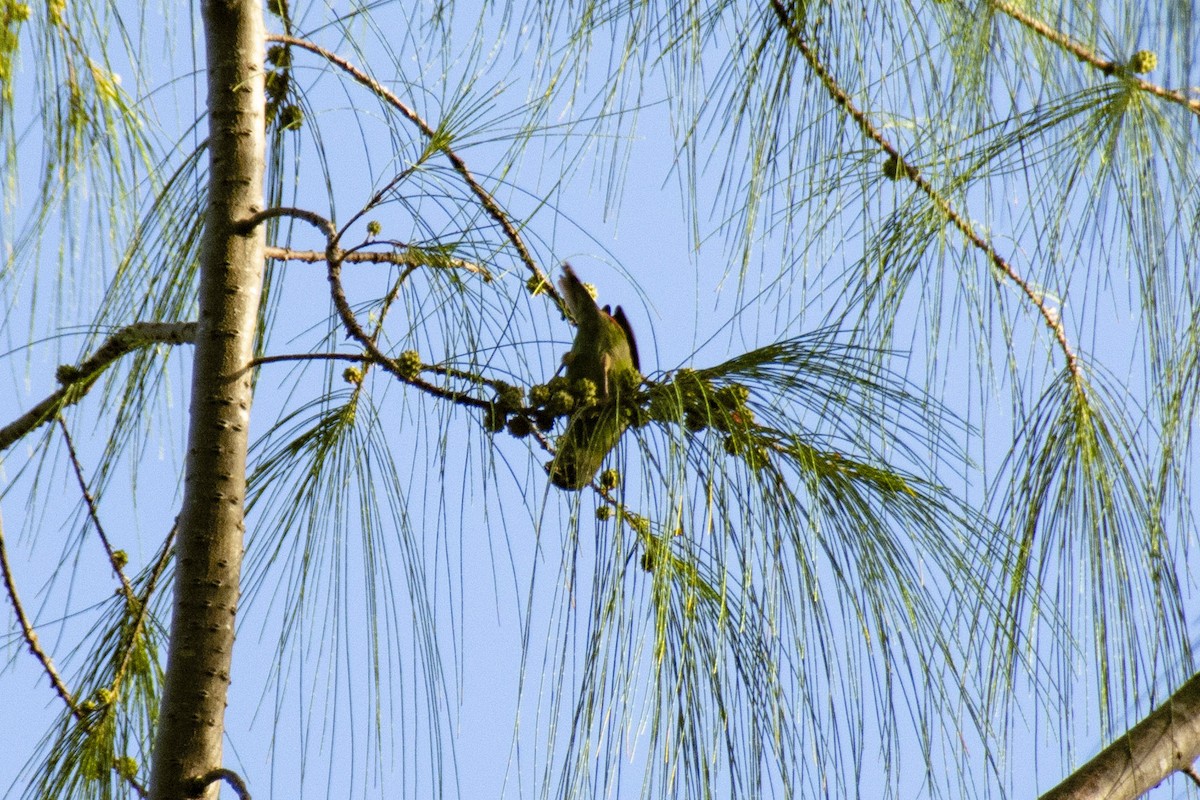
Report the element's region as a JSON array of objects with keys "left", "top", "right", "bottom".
[{"left": 548, "top": 264, "right": 642, "bottom": 489}]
